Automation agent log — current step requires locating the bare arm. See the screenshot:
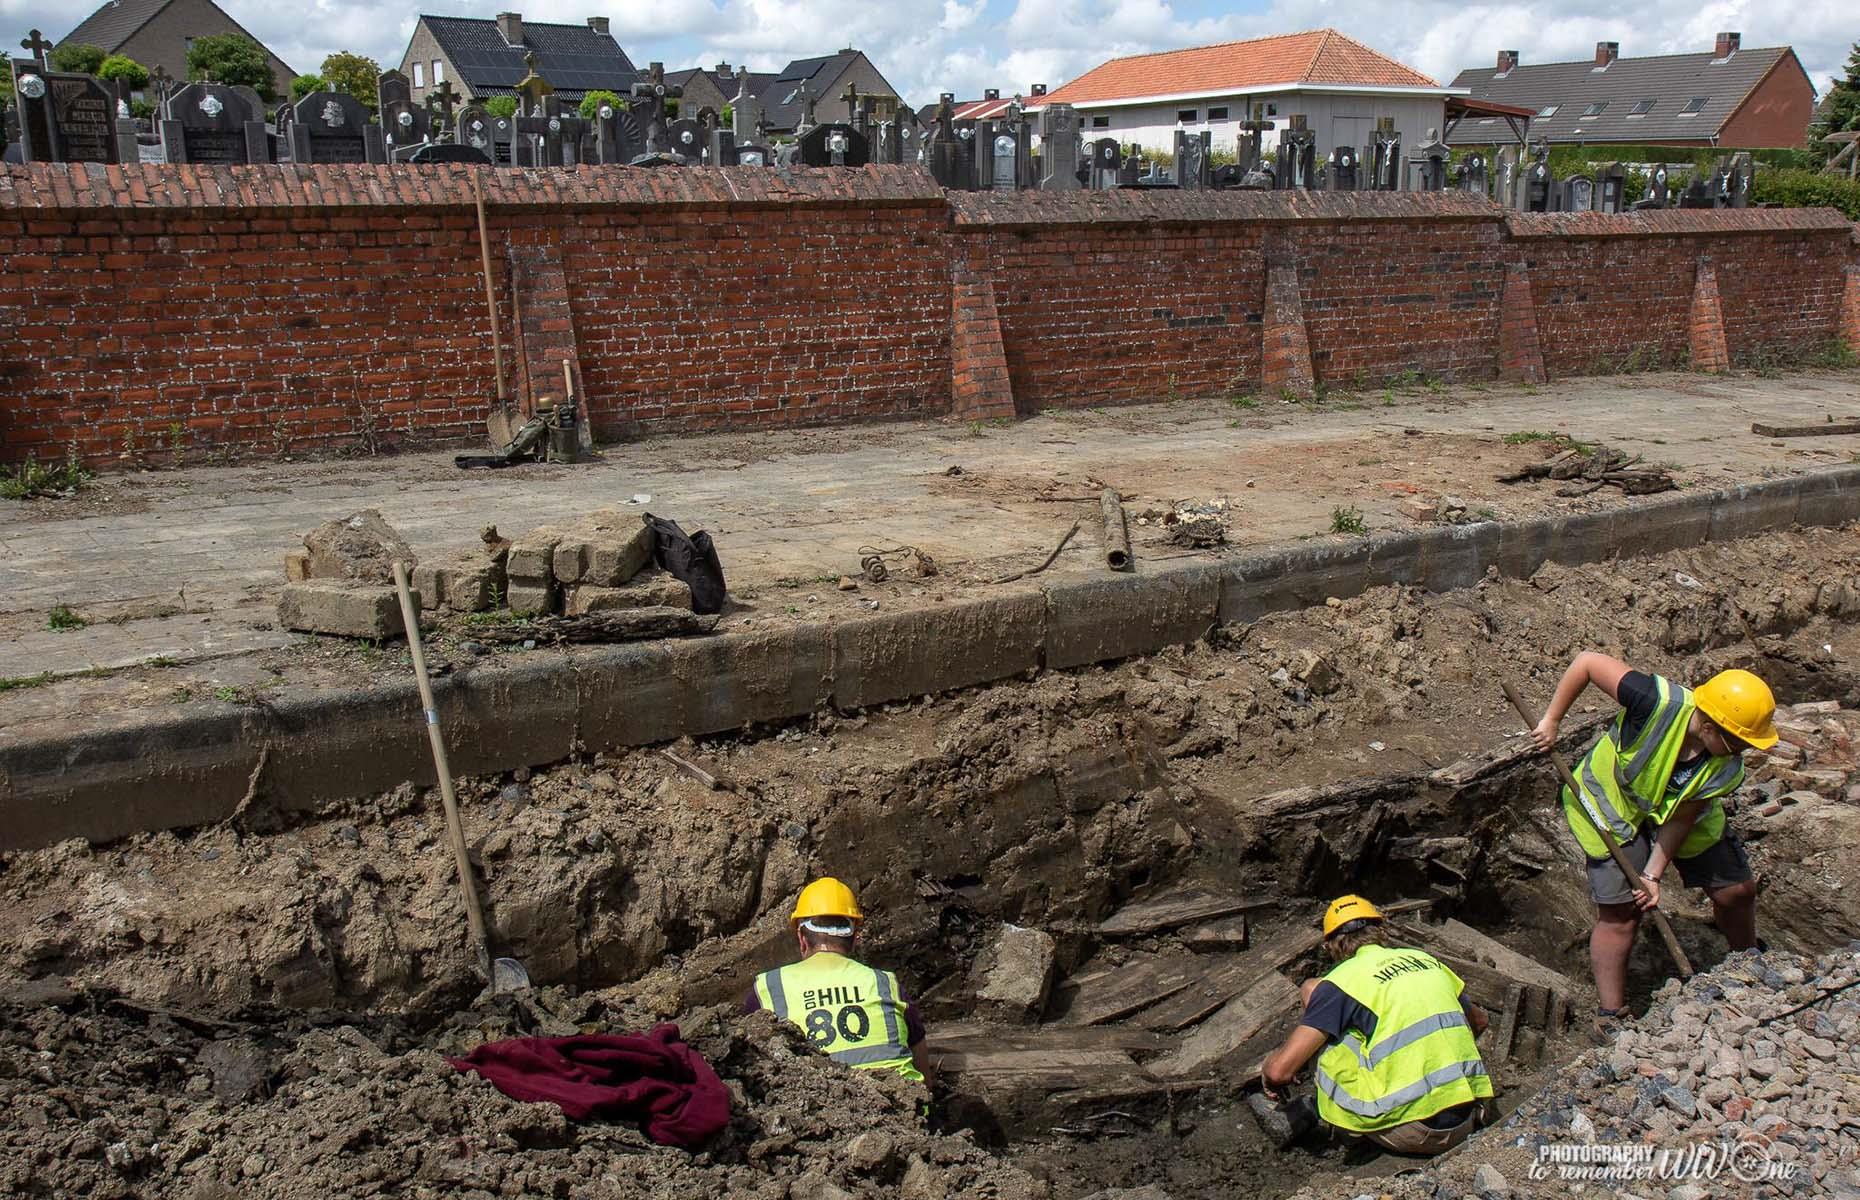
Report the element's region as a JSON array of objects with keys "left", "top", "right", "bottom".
[
  {"left": 1636, "top": 798, "right": 1705, "bottom": 911},
  {"left": 1261, "top": 1027, "right": 1329, "bottom": 1098},
  {"left": 1464, "top": 1001, "right": 1490, "bottom": 1038},
  {"left": 909, "top": 1040, "right": 935, "bottom": 1088},
  {"left": 1532, "top": 653, "right": 1633, "bottom": 750}
]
